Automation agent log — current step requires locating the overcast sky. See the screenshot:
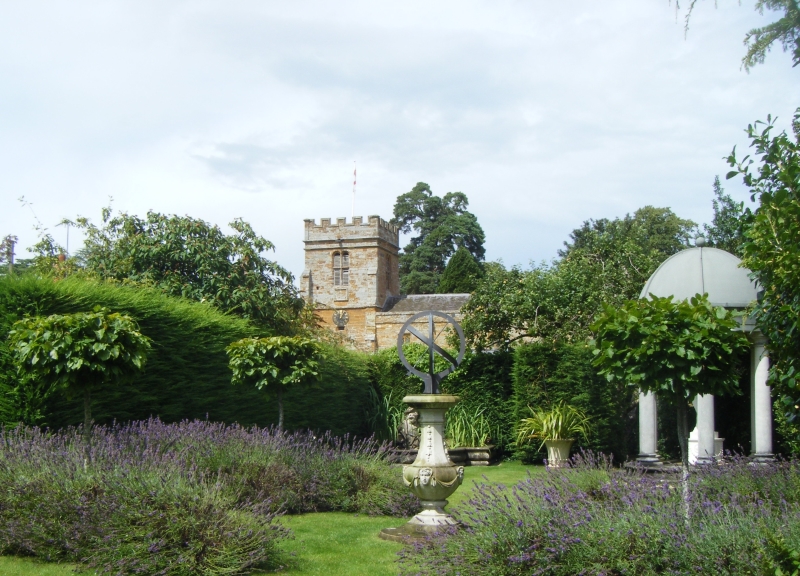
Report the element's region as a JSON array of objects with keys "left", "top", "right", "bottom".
[{"left": 1, "top": 1, "right": 797, "bottom": 282}]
